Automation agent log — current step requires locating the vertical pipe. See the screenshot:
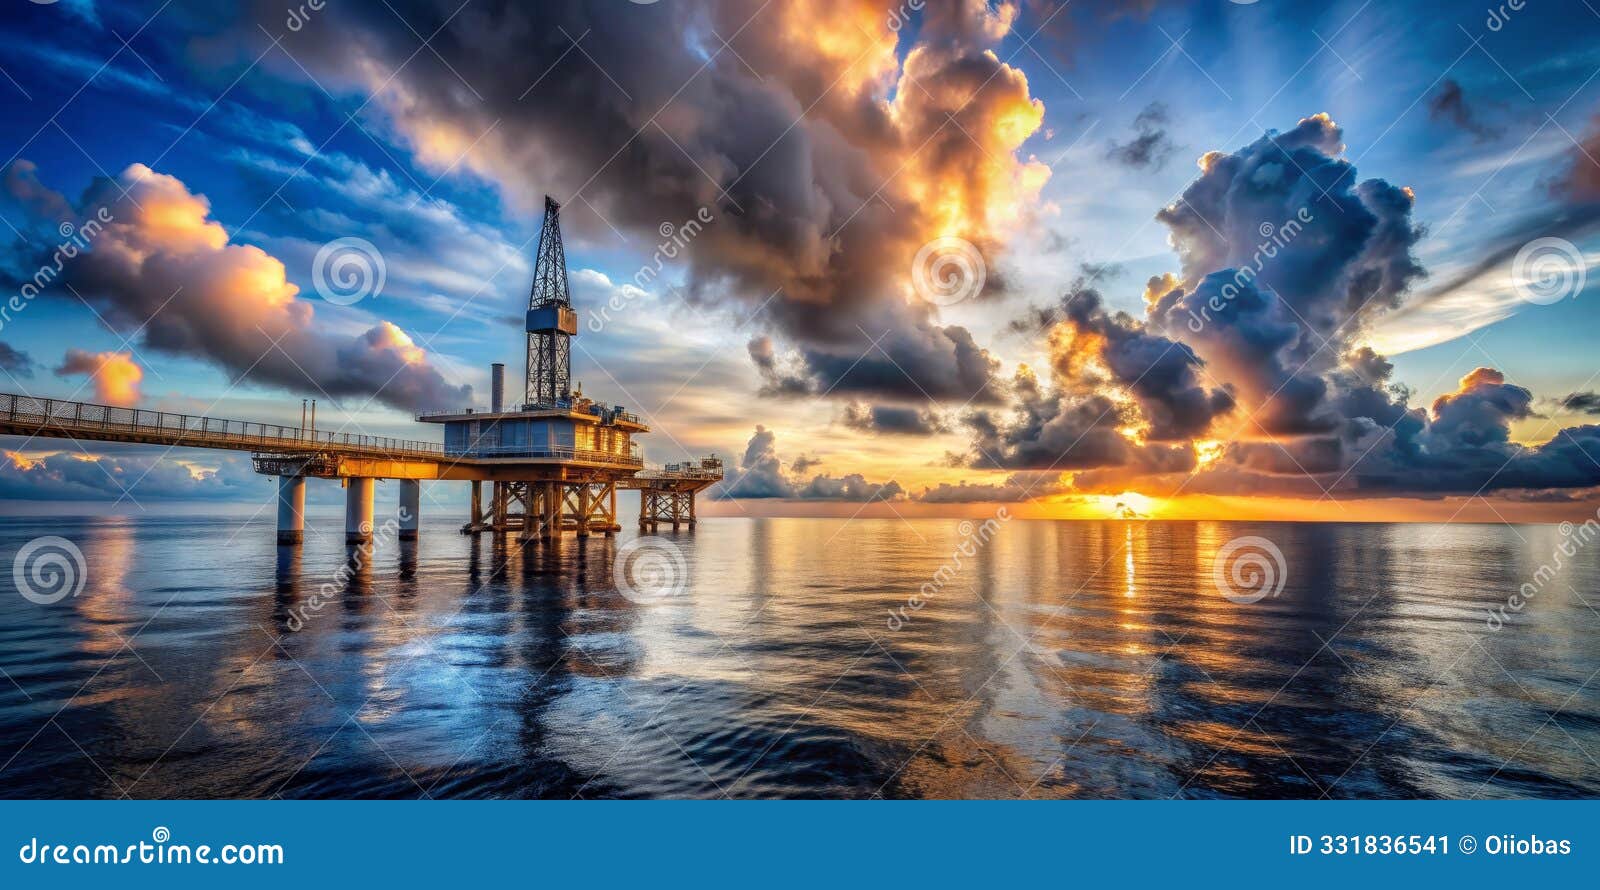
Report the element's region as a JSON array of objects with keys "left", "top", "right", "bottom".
[
  {"left": 490, "top": 363, "right": 505, "bottom": 413},
  {"left": 344, "top": 477, "right": 375, "bottom": 544},
  {"left": 398, "top": 479, "right": 421, "bottom": 540},
  {"left": 277, "top": 475, "right": 306, "bottom": 545},
  {"left": 575, "top": 484, "right": 591, "bottom": 537},
  {"left": 606, "top": 484, "right": 617, "bottom": 537},
  {"left": 470, "top": 480, "right": 483, "bottom": 531}
]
